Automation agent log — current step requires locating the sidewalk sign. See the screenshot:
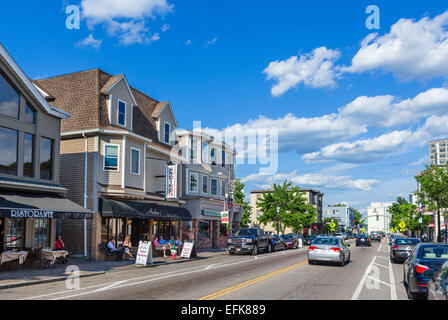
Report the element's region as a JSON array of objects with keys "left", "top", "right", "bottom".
[
  {"left": 221, "top": 211, "right": 229, "bottom": 224},
  {"left": 181, "top": 241, "right": 196, "bottom": 259},
  {"left": 136, "top": 241, "right": 152, "bottom": 265}
]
